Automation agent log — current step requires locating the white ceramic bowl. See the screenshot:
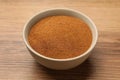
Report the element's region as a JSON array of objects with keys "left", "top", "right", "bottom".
[{"left": 23, "top": 8, "right": 98, "bottom": 70}]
